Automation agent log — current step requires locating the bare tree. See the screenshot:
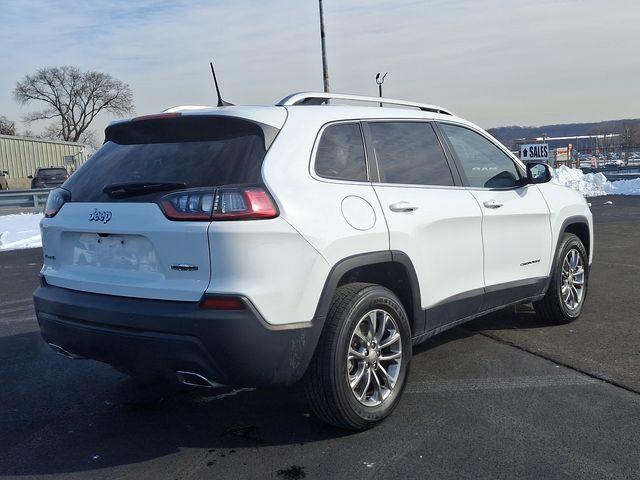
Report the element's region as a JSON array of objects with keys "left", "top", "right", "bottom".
[
  {"left": 0, "top": 115, "right": 17, "bottom": 136},
  {"left": 617, "top": 120, "right": 640, "bottom": 164},
  {"left": 13, "top": 66, "right": 134, "bottom": 143}
]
